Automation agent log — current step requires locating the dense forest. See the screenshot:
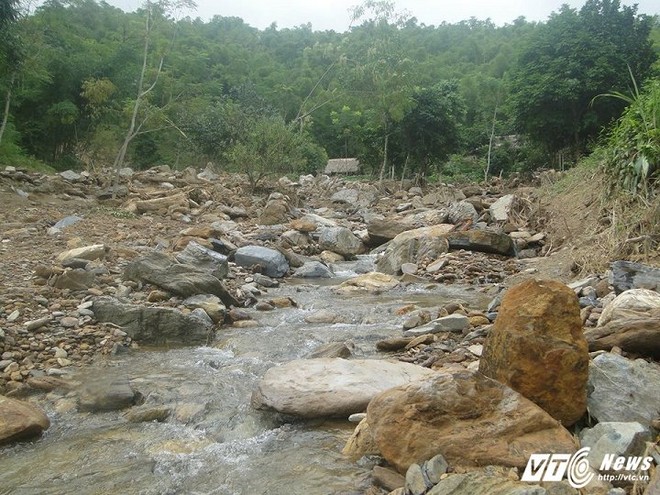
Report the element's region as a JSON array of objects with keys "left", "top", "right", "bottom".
[{"left": 0, "top": 0, "right": 658, "bottom": 185}]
